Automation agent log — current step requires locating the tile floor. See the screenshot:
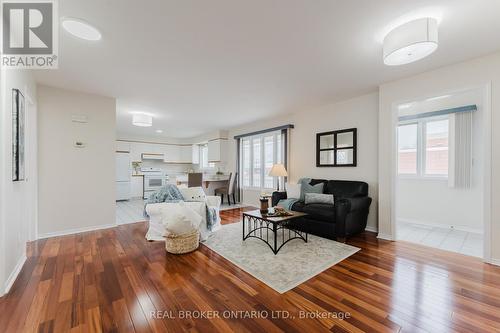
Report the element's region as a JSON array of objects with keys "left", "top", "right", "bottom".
[
  {"left": 397, "top": 222, "right": 483, "bottom": 258},
  {"left": 116, "top": 198, "right": 245, "bottom": 225}
]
